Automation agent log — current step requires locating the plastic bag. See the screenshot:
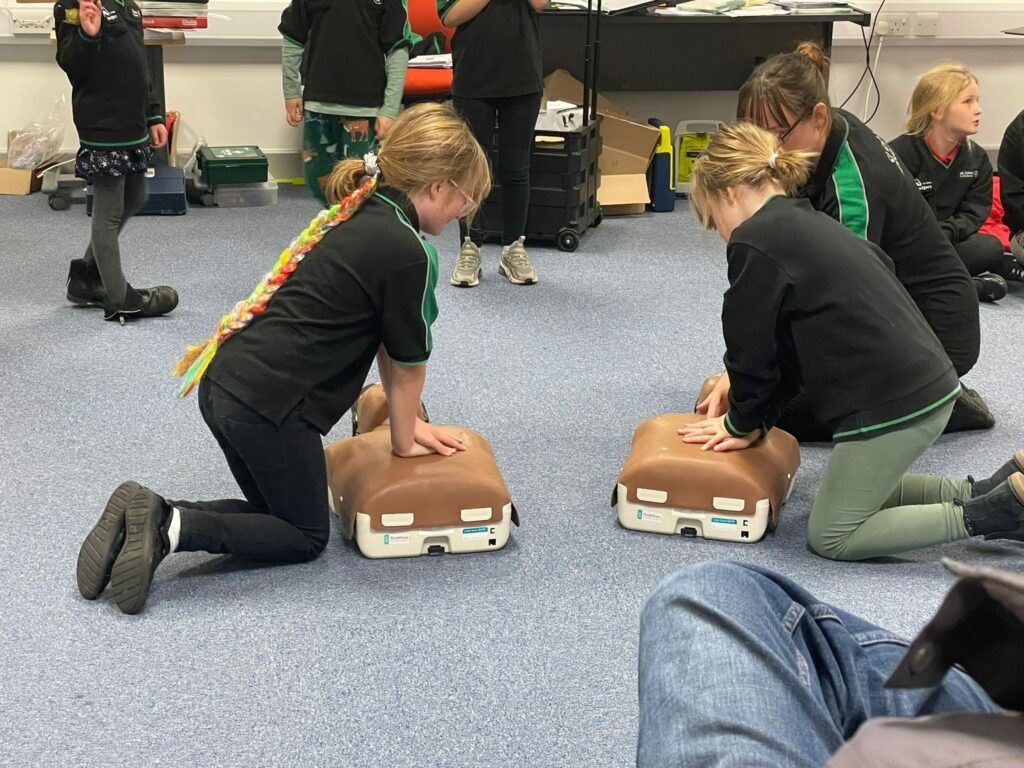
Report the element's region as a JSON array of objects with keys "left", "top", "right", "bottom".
[{"left": 8, "top": 95, "right": 67, "bottom": 169}]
